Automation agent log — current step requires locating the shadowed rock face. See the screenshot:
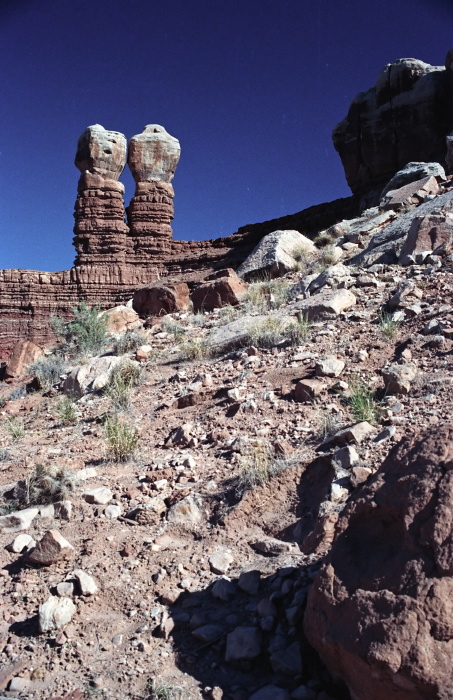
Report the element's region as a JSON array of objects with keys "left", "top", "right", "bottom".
[
  {"left": 304, "top": 423, "right": 453, "bottom": 700},
  {"left": 334, "top": 52, "right": 453, "bottom": 199}
]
